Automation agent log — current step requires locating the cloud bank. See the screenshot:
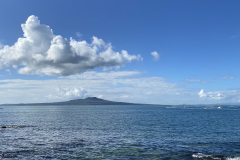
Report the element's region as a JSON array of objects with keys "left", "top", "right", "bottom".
[
  {"left": 0, "top": 15, "right": 142, "bottom": 76},
  {"left": 0, "top": 71, "right": 192, "bottom": 104}
]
